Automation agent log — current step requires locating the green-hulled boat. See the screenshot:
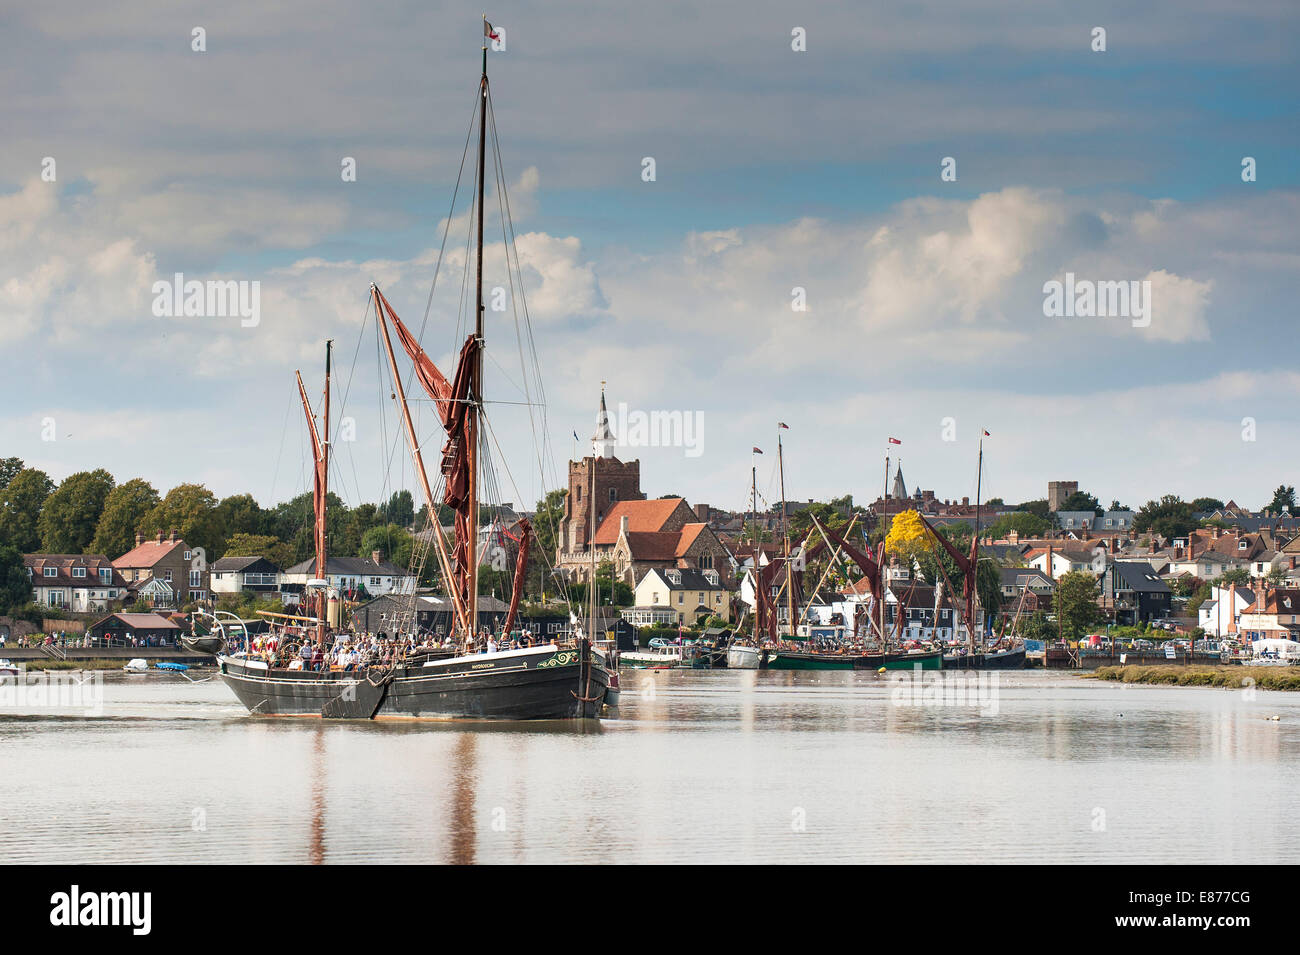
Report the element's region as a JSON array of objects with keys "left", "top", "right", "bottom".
[{"left": 761, "top": 649, "right": 943, "bottom": 671}]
